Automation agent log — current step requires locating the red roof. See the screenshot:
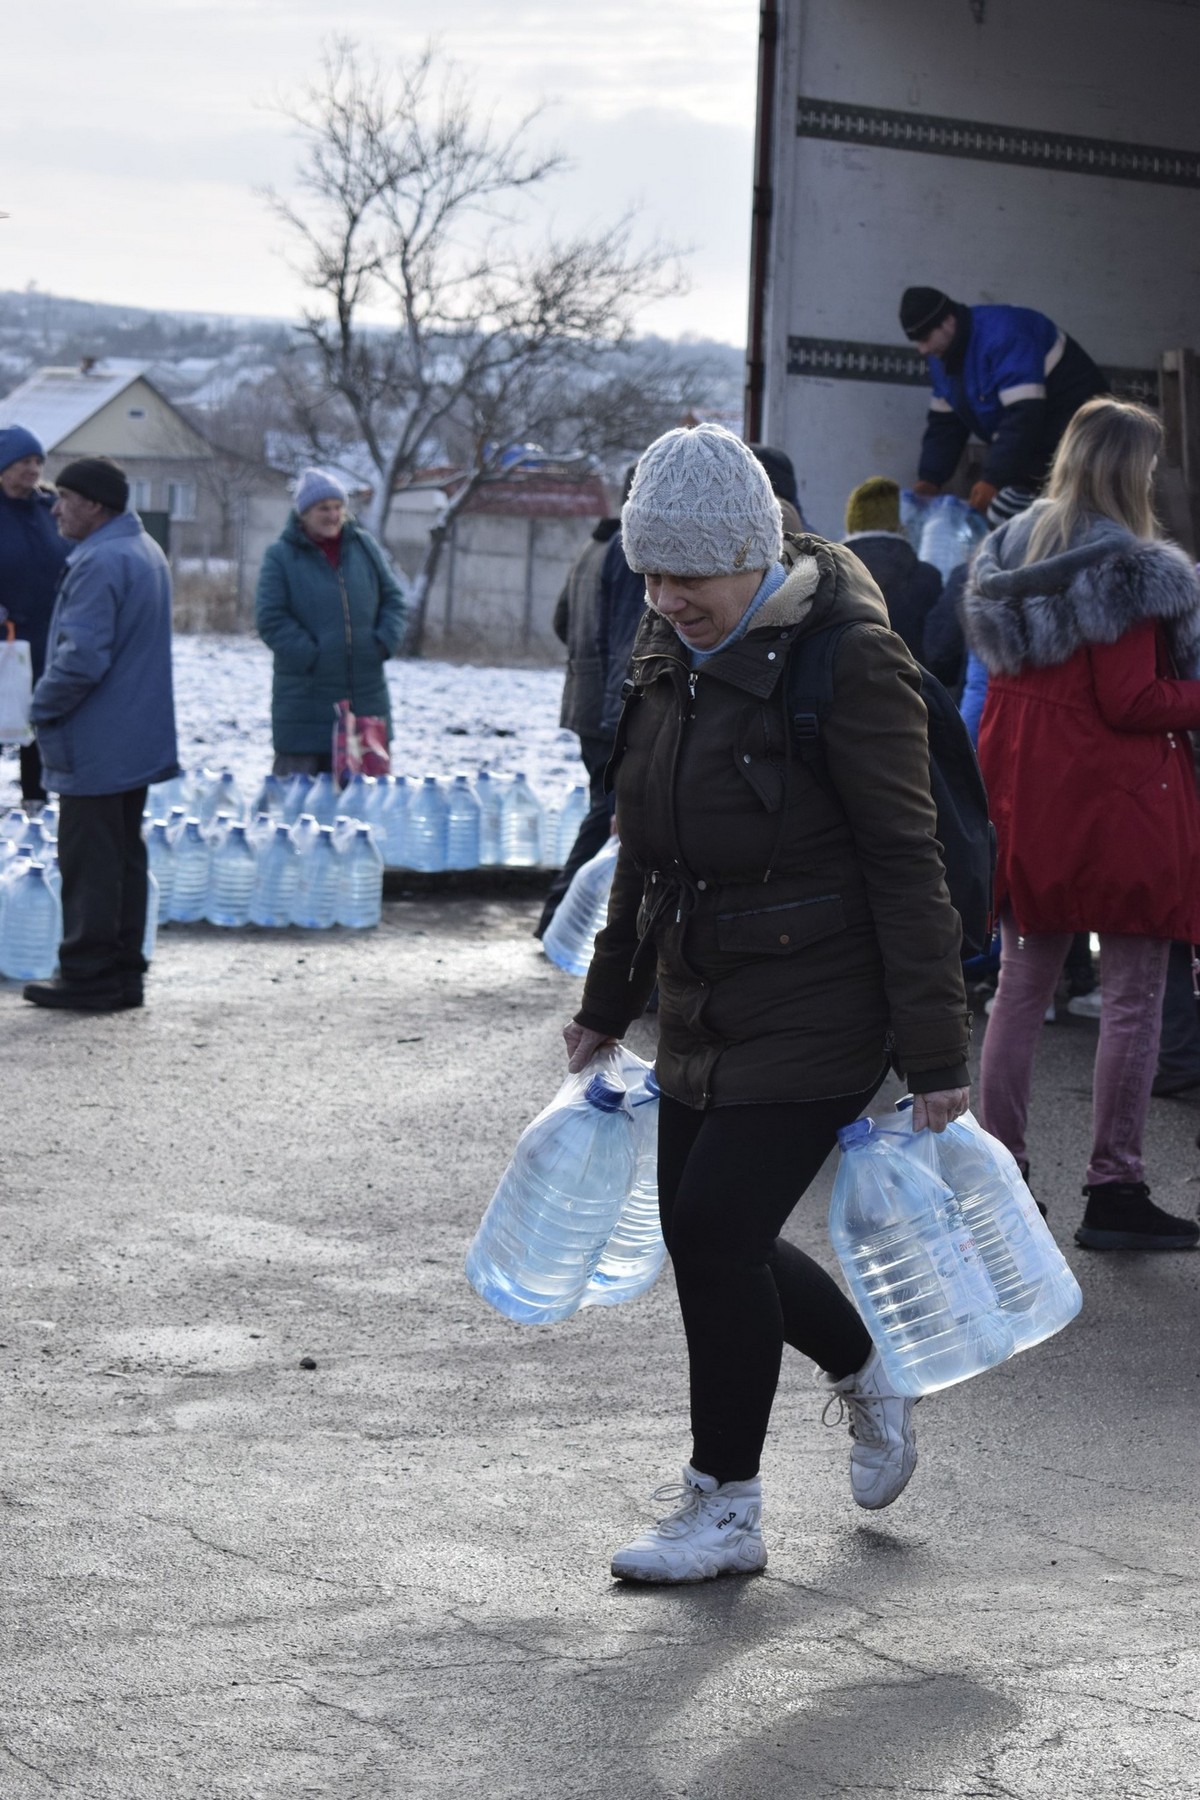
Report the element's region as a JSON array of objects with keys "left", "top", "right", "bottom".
[{"left": 400, "top": 466, "right": 609, "bottom": 520}]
